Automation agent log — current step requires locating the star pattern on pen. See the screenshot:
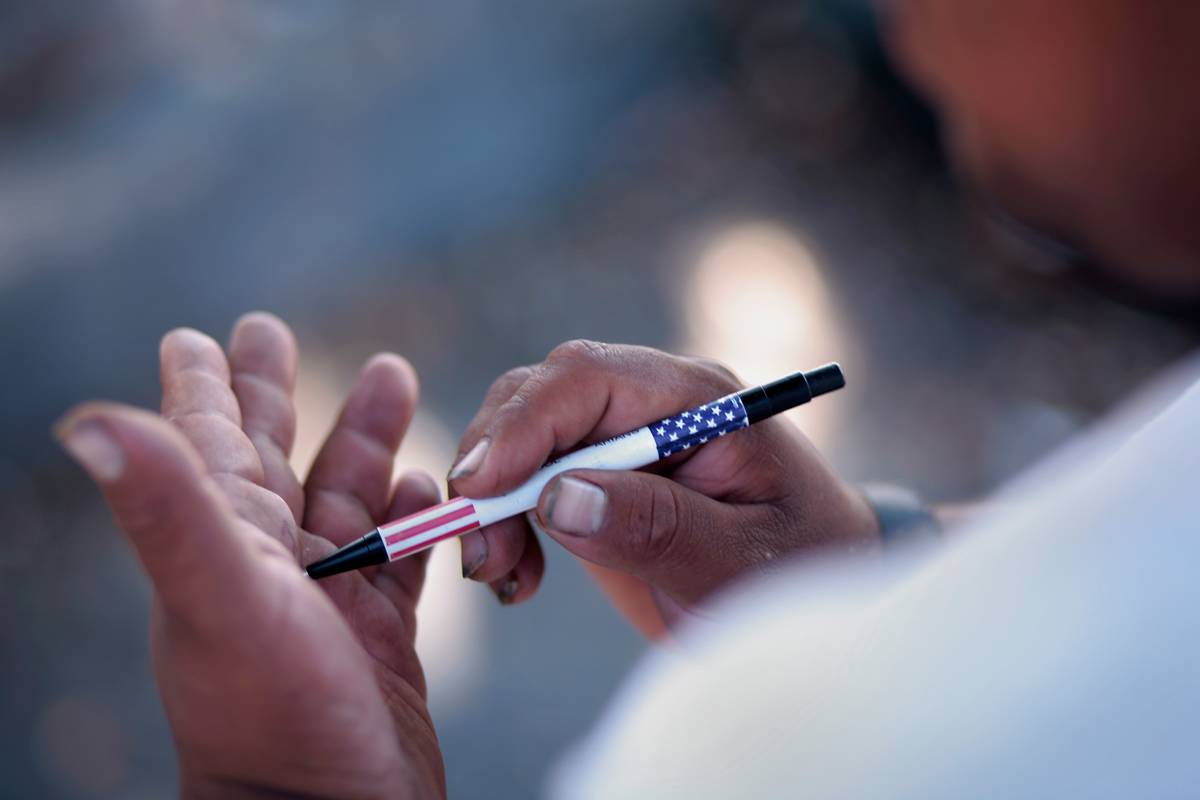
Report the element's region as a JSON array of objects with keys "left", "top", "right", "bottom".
[{"left": 649, "top": 394, "right": 747, "bottom": 457}]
